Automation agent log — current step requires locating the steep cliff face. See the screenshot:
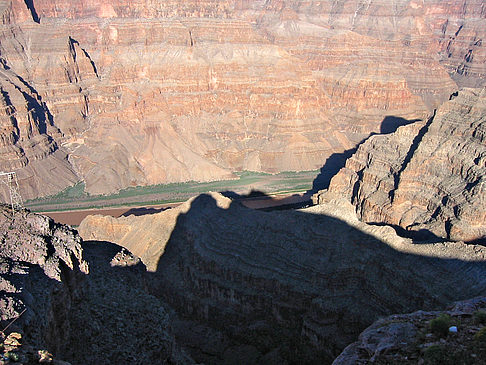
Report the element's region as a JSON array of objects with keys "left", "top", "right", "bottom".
[
  {"left": 79, "top": 192, "right": 486, "bottom": 363},
  {"left": 0, "top": 61, "right": 78, "bottom": 201},
  {"left": 0, "top": 0, "right": 485, "bottom": 197},
  {"left": 318, "top": 87, "right": 486, "bottom": 242}
]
